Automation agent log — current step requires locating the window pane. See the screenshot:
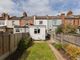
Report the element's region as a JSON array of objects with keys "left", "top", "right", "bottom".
[
  {"left": 38, "top": 29, "right": 40, "bottom": 33},
  {"left": 16, "top": 28, "right": 20, "bottom": 32},
  {"left": 39, "top": 21, "right": 43, "bottom": 24},
  {"left": 34, "top": 29, "right": 37, "bottom": 34},
  {"left": 2, "top": 22, "right": 4, "bottom": 25},
  {"left": 0, "top": 22, "right": 1, "bottom": 25},
  {"left": 12, "top": 21, "right": 15, "bottom": 26}
]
